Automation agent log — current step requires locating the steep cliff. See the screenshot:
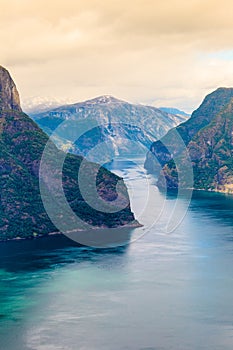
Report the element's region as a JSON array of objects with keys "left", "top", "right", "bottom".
[
  {"left": 0, "top": 65, "right": 21, "bottom": 112},
  {"left": 145, "top": 88, "right": 233, "bottom": 193}
]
